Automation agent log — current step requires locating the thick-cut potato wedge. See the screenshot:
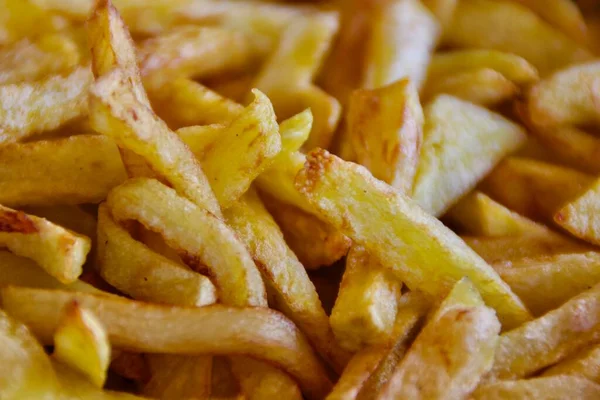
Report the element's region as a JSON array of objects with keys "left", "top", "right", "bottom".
[
  {"left": 0, "top": 205, "right": 91, "bottom": 283},
  {"left": 428, "top": 50, "right": 539, "bottom": 85},
  {"left": 515, "top": 0, "right": 588, "bottom": 44},
  {"left": 330, "top": 246, "right": 402, "bottom": 352},
  {"left": 444, "top": 0, "right": 592, "bottom": 75},
  {"left": 53, "top": 302, "right": 110, "bottom": 387},
  {"left": 412, "top": 95, "right": 526, "bottom": 217},
  {"left": 1, "top": 287, "right": 333, "bottom": 400},
  {"left": 295, "top": 149, "right": 531, "bottom": 328},
  {"left": 473, "top": 375, "right": 600, "bottom": 400},
  {"left": 225, "top": 189, "right": 349, "bottom": 371},
  {"left": 0, "top": 32, "right": 80, "bottom": 84},
  {"left": 445, "top": 191, "right": 551, "bottom": 237},
  {"left": 526, "top": 61, "right": 600, "bottom": 129},
  {"left": 138, "top": 25, "right": 264, "bottom": 89},
  {"left": 364, "top": 0, "right": 439, "bottom": 90},
  {"left": 543, "top": 344, "right": 600, "bottom": 383},
  {"left": 481, "top": 157, "right": 594, "bottom": 224},
  {"left": 0, "top": 135, "right": 126, "bottom": 207},
  {"left": 262, "top": 195, "right": 351, "bottom": 270},
  {"left": 143, "top": 355, "right": 212, "bottom": 400},
  {"left": 554, "top": 179, "right": 600, "bottom": 245},
  {"left": 96, "top": 204, "right": 217, "bottom": 307},
  {"left": 348, "top": 78, "right": 424, "bottom": 194},
  {"left": 148, "top": 77, "right": 243, "bottom": 129},
  {"left": 107, "top": 178, "right": 266, "bottom": 307},
  {"left": 493, "top": 252, "right": 600, "bottom": 316},
  {"left": 0, "top": 66, "right": 91, "bottom": 143},
  {"left": 421, "top": 0, "right": 458, "bottom": 29},
  {"left": 490, "top": 282, "right": 600, "bottom": 380},
  {"left": 422, "top": 68, "right": 519, "bottom": 107},
  {"left": 378, "top": 279, "right": 500, "bottom": 399},
  {"left": 230, "top": 357, "right": 302, "bottom": 400},
  {"left": 0, "top": 0, "right": 69, "bottom": 46}
]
